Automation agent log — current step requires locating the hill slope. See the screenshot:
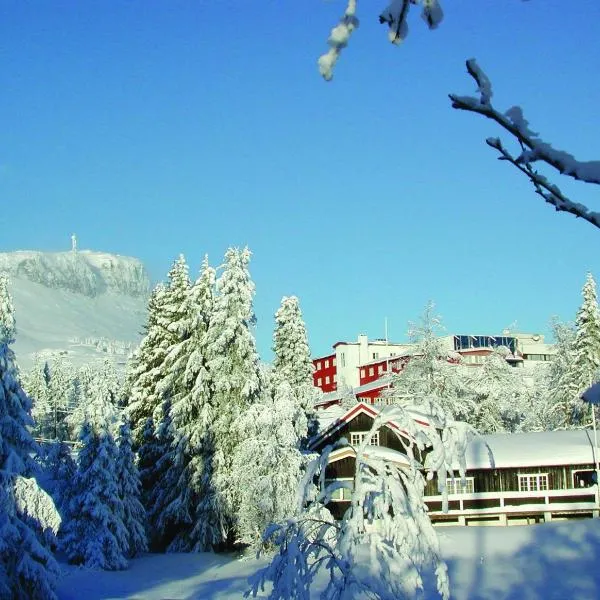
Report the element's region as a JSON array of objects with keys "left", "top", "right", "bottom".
[{"left": 0, "top": 250, "right": 150, "bottom": 371}]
